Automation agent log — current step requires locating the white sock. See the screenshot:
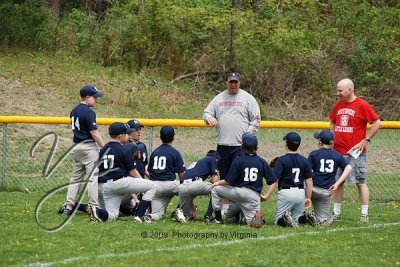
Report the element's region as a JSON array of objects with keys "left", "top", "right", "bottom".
[
  {"left": 333, "top": 203, "right": 342, "bottom": 215},
  {"left": 361, "top": 205, "right": 368, "bottom": 215},
  {"left": 222, "top": 203, "right": 229, "bottom": 213}
]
